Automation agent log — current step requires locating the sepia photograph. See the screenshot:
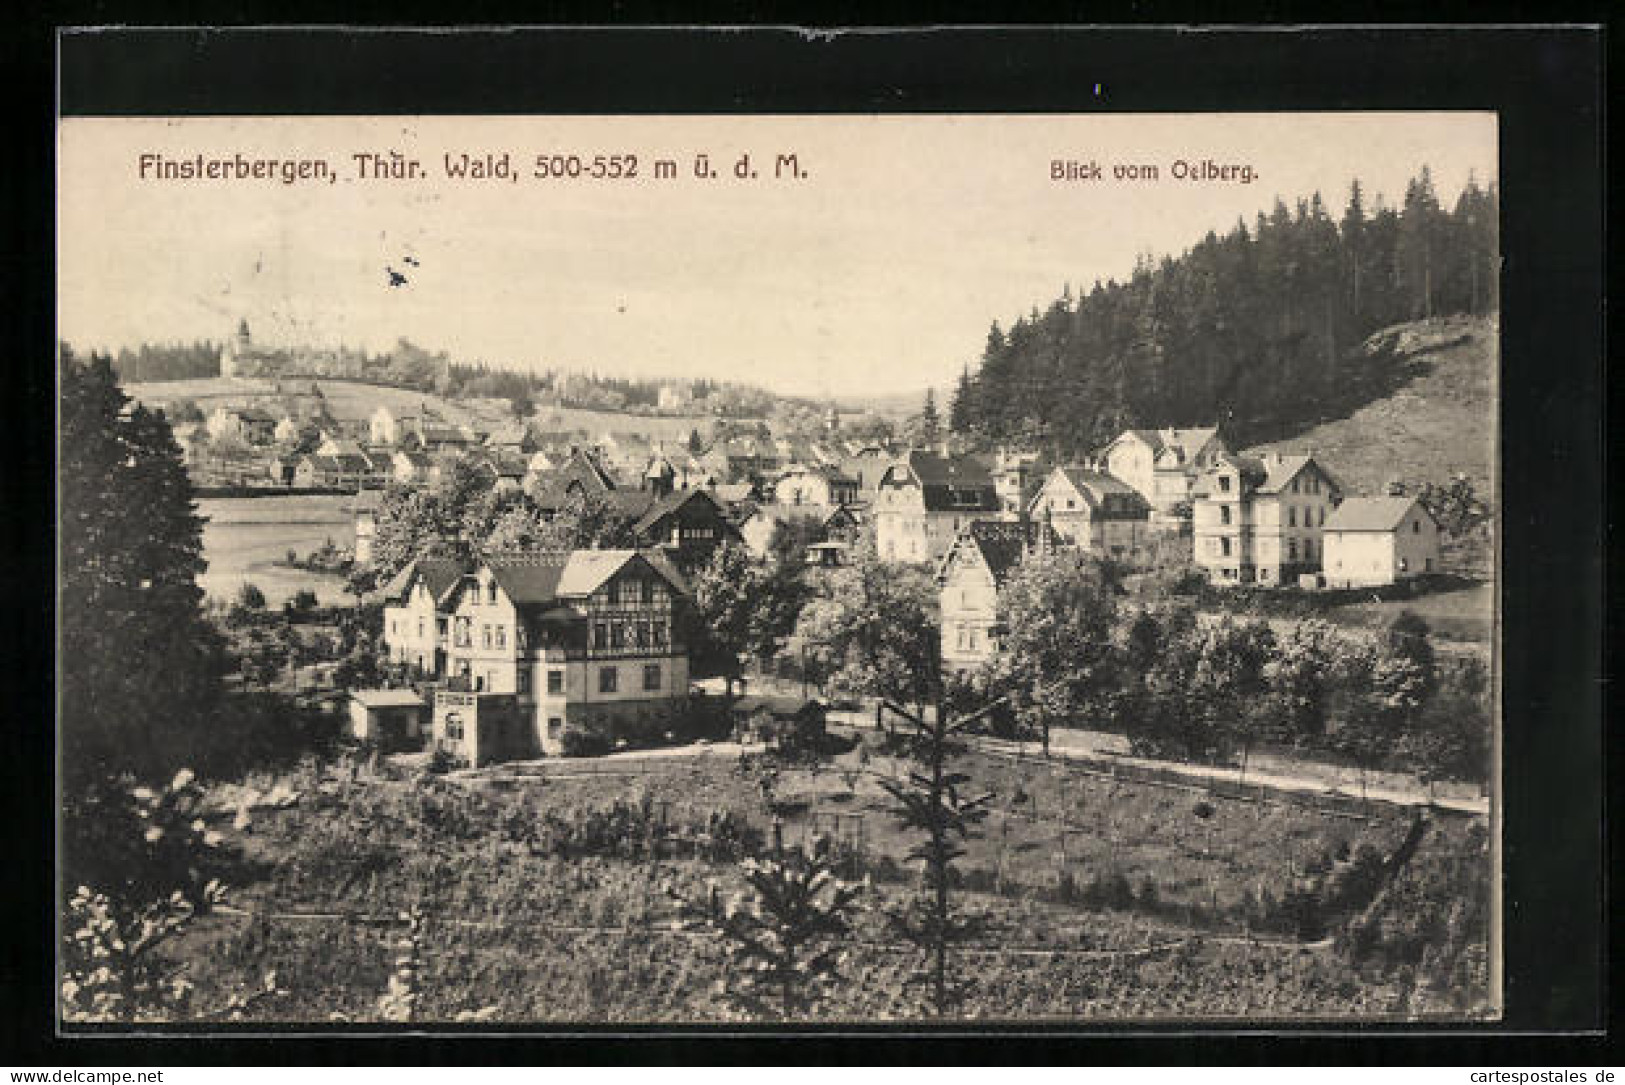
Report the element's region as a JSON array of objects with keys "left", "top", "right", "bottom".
[{"left": 56, "top": 110, "right": 1502, "bottom": 1027}]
